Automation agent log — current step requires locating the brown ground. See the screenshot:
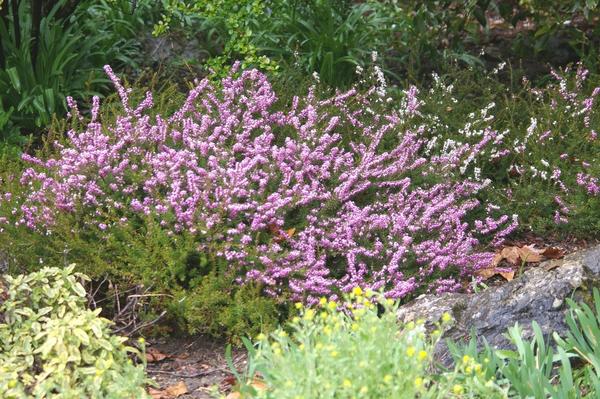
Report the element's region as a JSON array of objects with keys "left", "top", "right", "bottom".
[{"left": 145, "top": 336, "right": 245, "bottom": 399}]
